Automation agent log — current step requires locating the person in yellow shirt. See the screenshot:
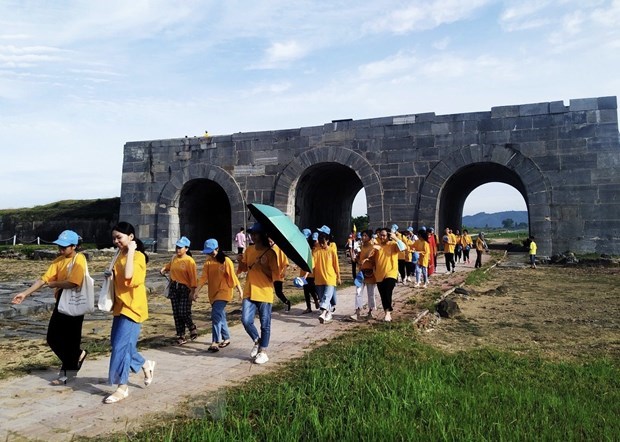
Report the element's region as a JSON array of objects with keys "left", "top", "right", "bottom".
[
  {"left": 413, "top": 229, "right": 431, "bottom": 288},
  {"left": 271, "top": 241, "right": 292, "bottom": 311},
  {"left": 160, "top": 236, "right": 198, "bottom": 345},
  {"left": 475, "top": 232, "right": 488, "bottom": 268},
  {"left": 442, "top": 227, "right": 456, "bottom": 273},
  {"left": 197, "top": 238, "right": 243, "bottom": 353},
  {"left": 352, "top": 229, "right": 377, "bottom": 320},
  {"left": 104, "top": 222, "right": 155, "bottom": 404},
  {"left": 237, "top": 222, "right": 279, "bottom": 365},
  {"left": 528, "top": 235, "right": 537, "bottom": 269},
  {"left": 367, "top": 227, "right": 406, "bottom": 322},
  {"left": 454, "top": 229, "right": 463, "bottom": 263},
  {"left": 311, "top": 231, "right": 341, "bottom": 323},
  {"left": 461, "top": 229, "right": 473, "bottom": 264},
  {"left": 12, "top": 230, "right": 89, "bottom": 386}
]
